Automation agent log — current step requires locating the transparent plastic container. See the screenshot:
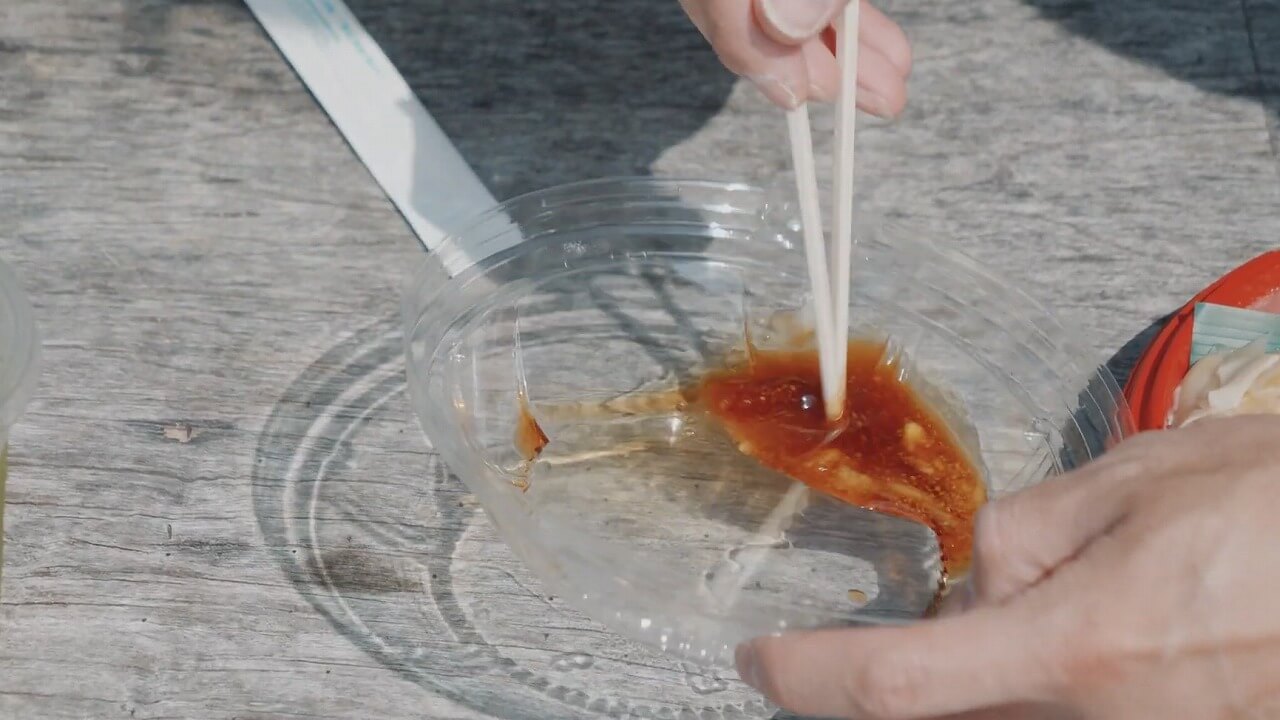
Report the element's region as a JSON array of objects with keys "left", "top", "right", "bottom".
[
  {"left": 0, "top": 257, "right": 41, "bottom": 589},
  {"left": 403, "top": 178, "right": 1131, "bottom": 668}
]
